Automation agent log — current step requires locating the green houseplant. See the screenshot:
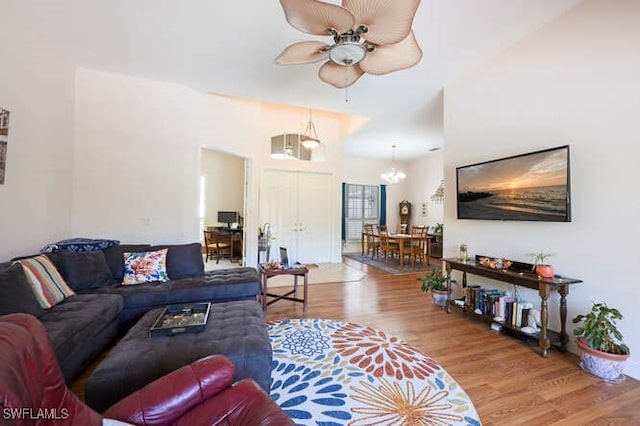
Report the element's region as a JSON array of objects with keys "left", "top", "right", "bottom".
[
  {"left": 528, "top": 251, "right": 555, "bottom": 278},
  {"left": 572, "top": 302, "right": 630, "bottom": 381},
  {"left": 418, "top": 269, "right": 449, "bottom": 306}
]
